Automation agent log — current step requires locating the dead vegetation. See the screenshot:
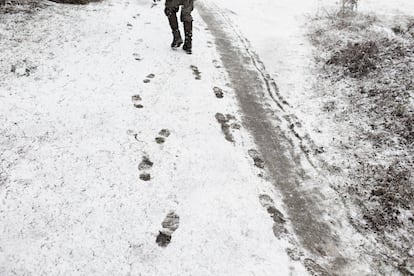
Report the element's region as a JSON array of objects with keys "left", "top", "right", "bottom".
[
  {"left": 0, "top": 0, "right": 101, "bottom": 11},
  {"left": 310, "top": 10, "right": 414, "bottom": 275},
  {"left": 326, "top": 41, "right": 379, "bottom": 78},
  {"left": 48, "top": 0, "right": 102, "bottom": 4},
  {"left": 0, "top": 0, "right": 40, "bottom": 13}
]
